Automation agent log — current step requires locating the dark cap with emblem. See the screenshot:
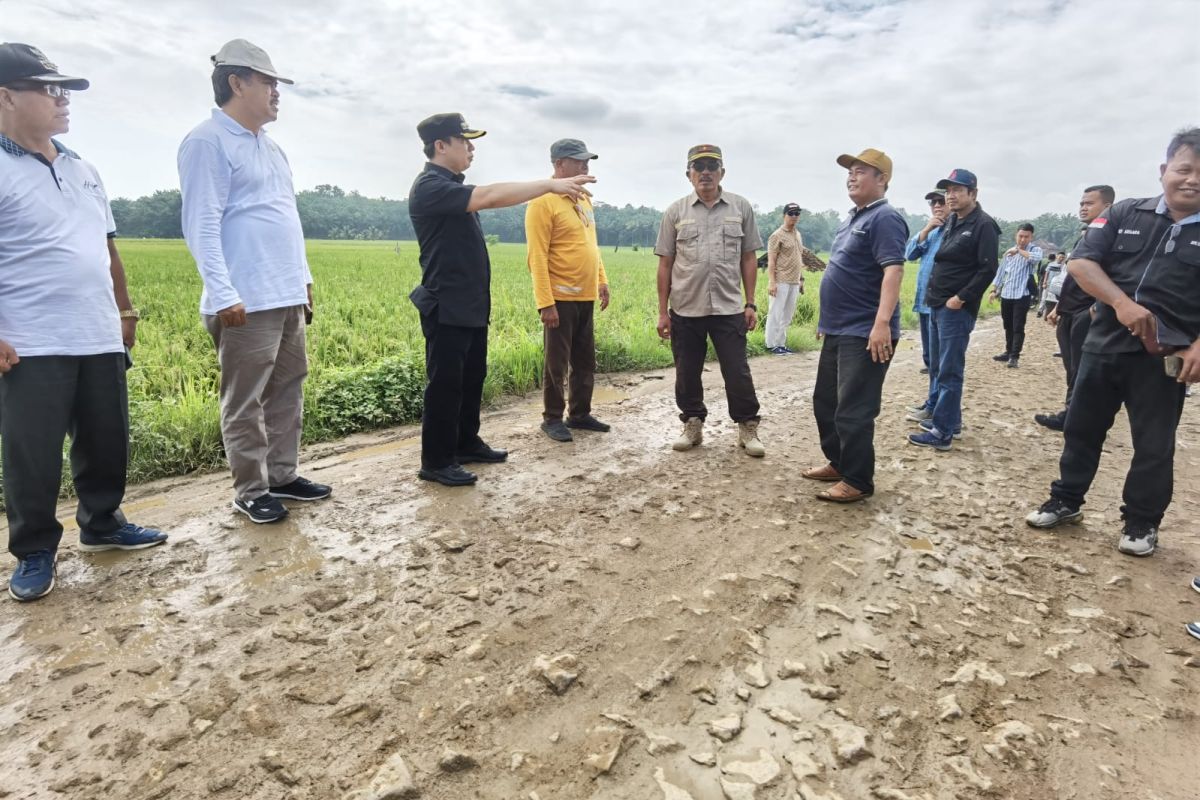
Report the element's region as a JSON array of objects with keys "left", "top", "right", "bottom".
[
  {"left": 936, "top": 168, "right": 978, "bottom": 190},
  {"left": 687, "top": 144, "right": 723, "bottom": 164},
  {"left": 550, "top": 138, "right": 598, "bottom": 161},
  {"left": 784, "top": 203, "right": 802, "bottom": 213},
  {"left": 417, "top": 113, "right": 486, "bottom": 145},
  {"left": 0, "top": 43, "right": 89, "bottom": 90}
]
